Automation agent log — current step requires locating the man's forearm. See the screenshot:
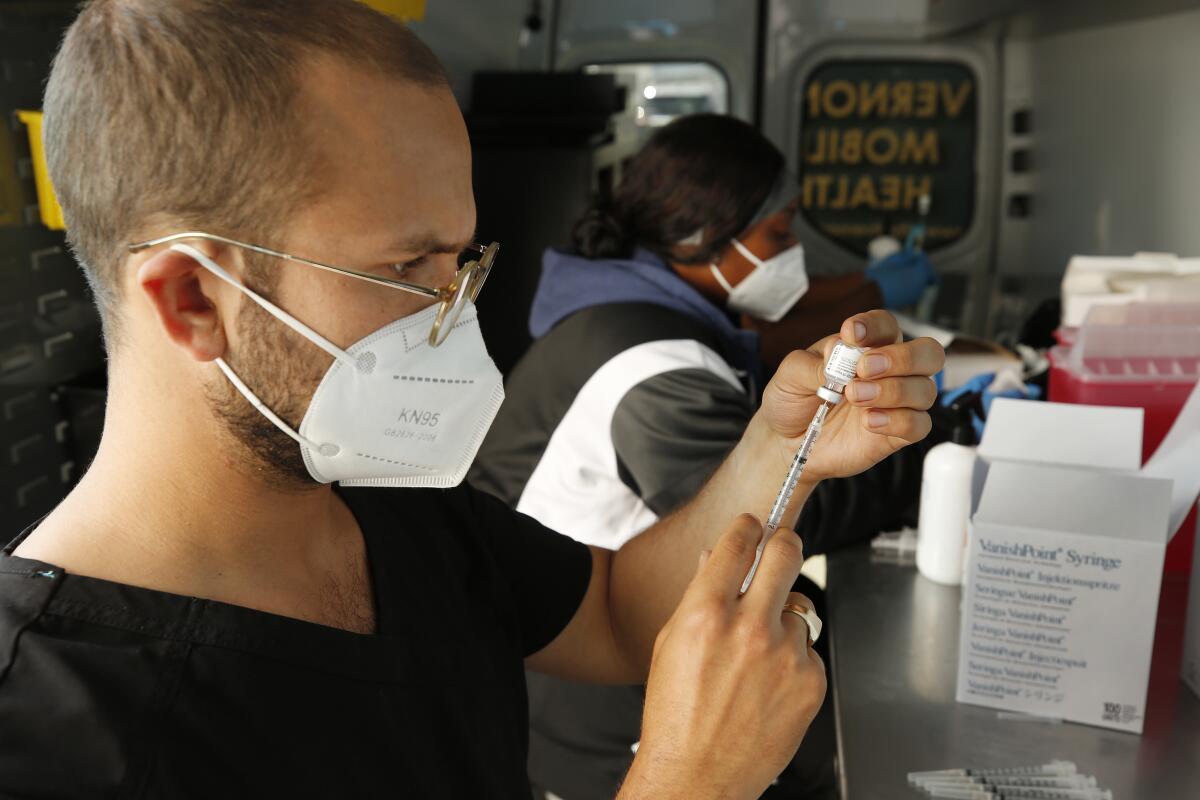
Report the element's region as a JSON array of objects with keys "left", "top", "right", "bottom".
[{"left": 606, "top": 411, "right": 813, "bottom": 672}]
